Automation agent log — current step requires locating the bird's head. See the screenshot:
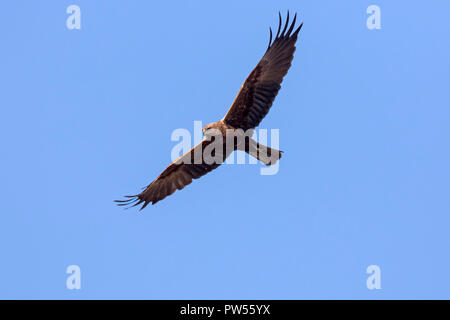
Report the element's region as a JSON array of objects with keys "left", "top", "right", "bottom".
[{"left": 202, "top": 122, "right": 217, "bottom": 136}]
